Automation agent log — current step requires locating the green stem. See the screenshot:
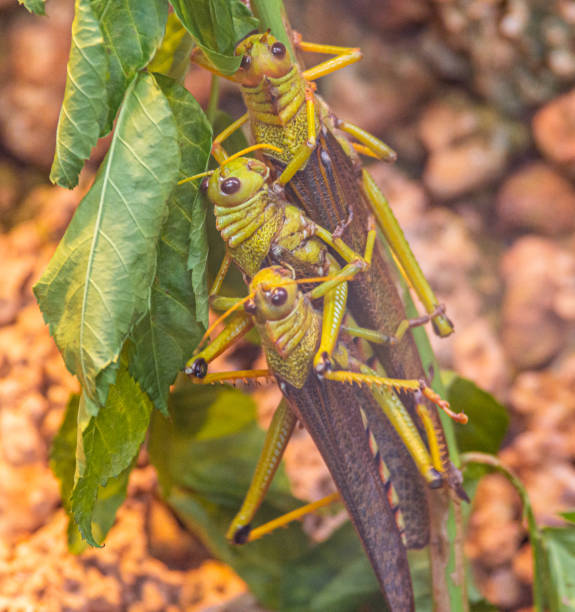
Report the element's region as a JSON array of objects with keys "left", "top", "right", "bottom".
[
  {"left": 250, "top": 0, "right": 296, "bottom": 59},
  {"left": 461, "top": 452, "right": 548, "bottom": 612}
]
